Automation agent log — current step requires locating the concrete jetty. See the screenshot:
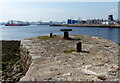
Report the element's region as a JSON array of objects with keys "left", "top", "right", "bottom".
[{"left": 19, "top": 35, "right": 119, "bottom": 82}]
